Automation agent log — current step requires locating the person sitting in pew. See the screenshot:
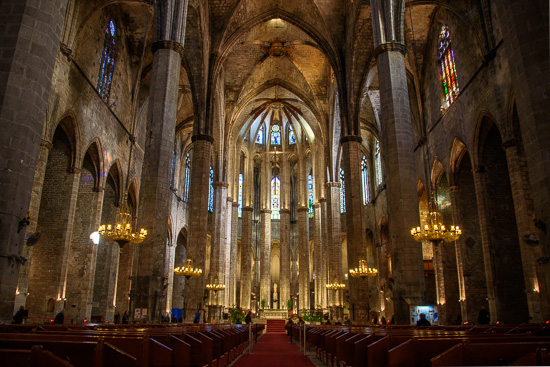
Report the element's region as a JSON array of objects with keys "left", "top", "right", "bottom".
[
  {"left": 416, "top": 313, "right": 431, "bottom": 326},
  {"left": 12, "top": 305, "right": 25, "bottom": 324}
]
